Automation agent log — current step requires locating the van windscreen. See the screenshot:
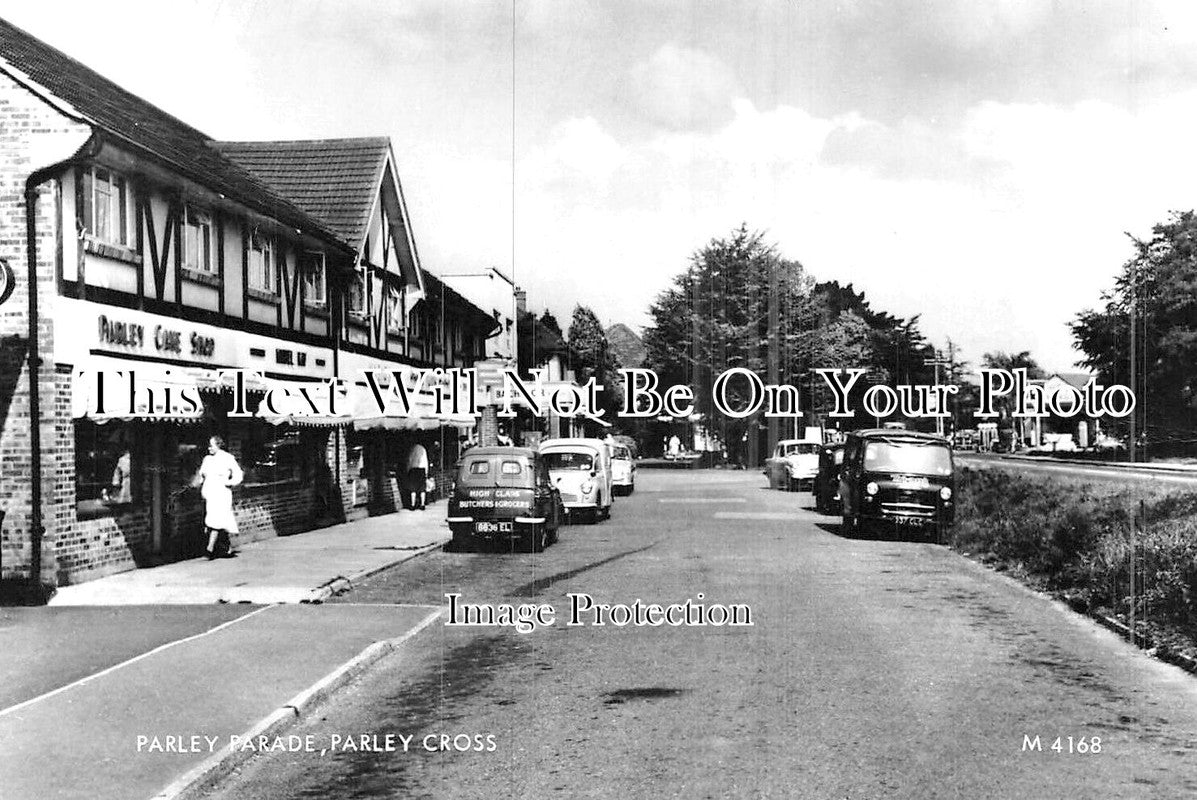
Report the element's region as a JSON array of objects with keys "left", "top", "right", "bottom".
[
  {"left": 863, "top": 441, "right": 951, "bottom": 475},
  {"left": 544, "top": 452, "right": 593, "bottom": 471}
]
